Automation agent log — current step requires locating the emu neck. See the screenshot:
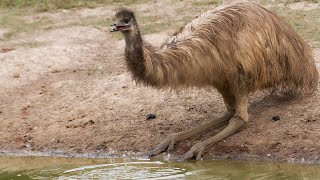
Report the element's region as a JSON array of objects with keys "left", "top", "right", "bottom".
[{"left": 123, "top": 28, "right": 146, "bottom": 82}]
